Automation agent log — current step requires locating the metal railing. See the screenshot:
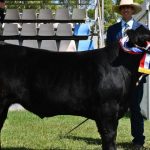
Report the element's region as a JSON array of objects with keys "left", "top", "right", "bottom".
[{"left": 94, "top": 0, "right": 104, "bottom": 48}]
